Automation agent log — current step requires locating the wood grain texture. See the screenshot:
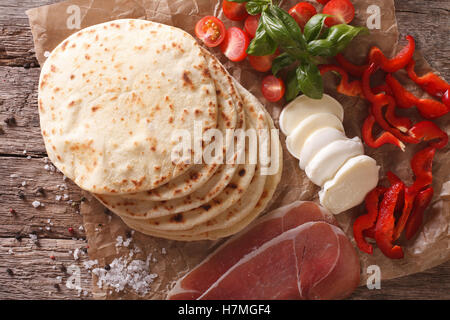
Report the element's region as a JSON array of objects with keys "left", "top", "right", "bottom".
[{"left": 0, "top": 0, "right": 448, "bottom": 300}]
